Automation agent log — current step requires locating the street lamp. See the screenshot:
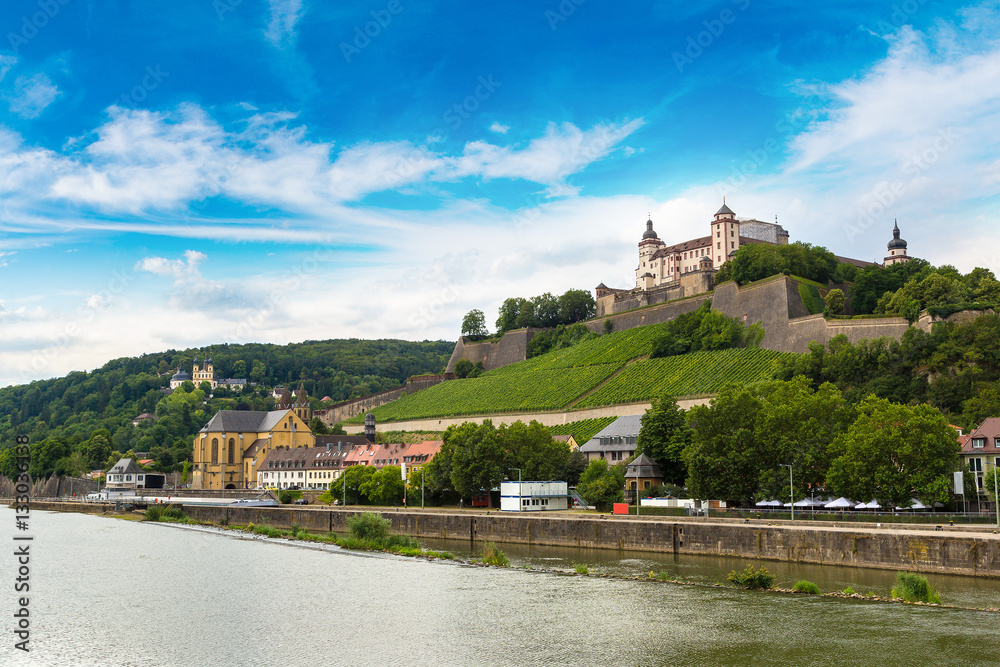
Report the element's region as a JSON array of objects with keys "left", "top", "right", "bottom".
[
  {"left": 779, "top": 464, "right": 793, "bottom": 521},
  {"left": 509, "top": 468, "right": 521, "bottom": 512}
]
